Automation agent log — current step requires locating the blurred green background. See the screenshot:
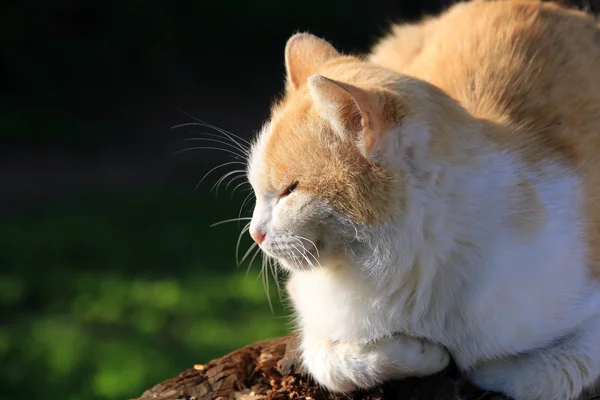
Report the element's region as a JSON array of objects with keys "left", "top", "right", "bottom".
[
  {"left": 2, "top": 1, "right": 448, "bottom": 399},
  {"left": 1, "top": 188, "right": 290, "bottom": 400}
]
